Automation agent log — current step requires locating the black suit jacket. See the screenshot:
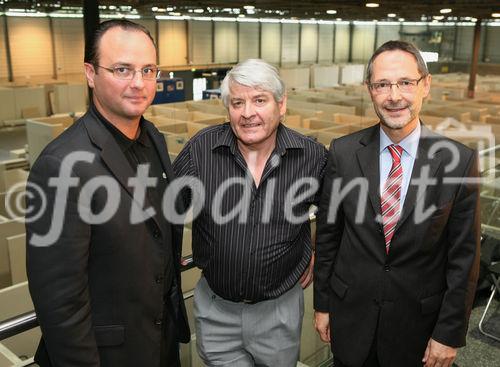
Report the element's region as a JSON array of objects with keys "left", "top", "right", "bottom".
[
  {"left": 314, "top": 124, "right": 480, "bottom": 367},
  {"left": 26, "top": 108, "right": 190, "bottom": 367}
]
